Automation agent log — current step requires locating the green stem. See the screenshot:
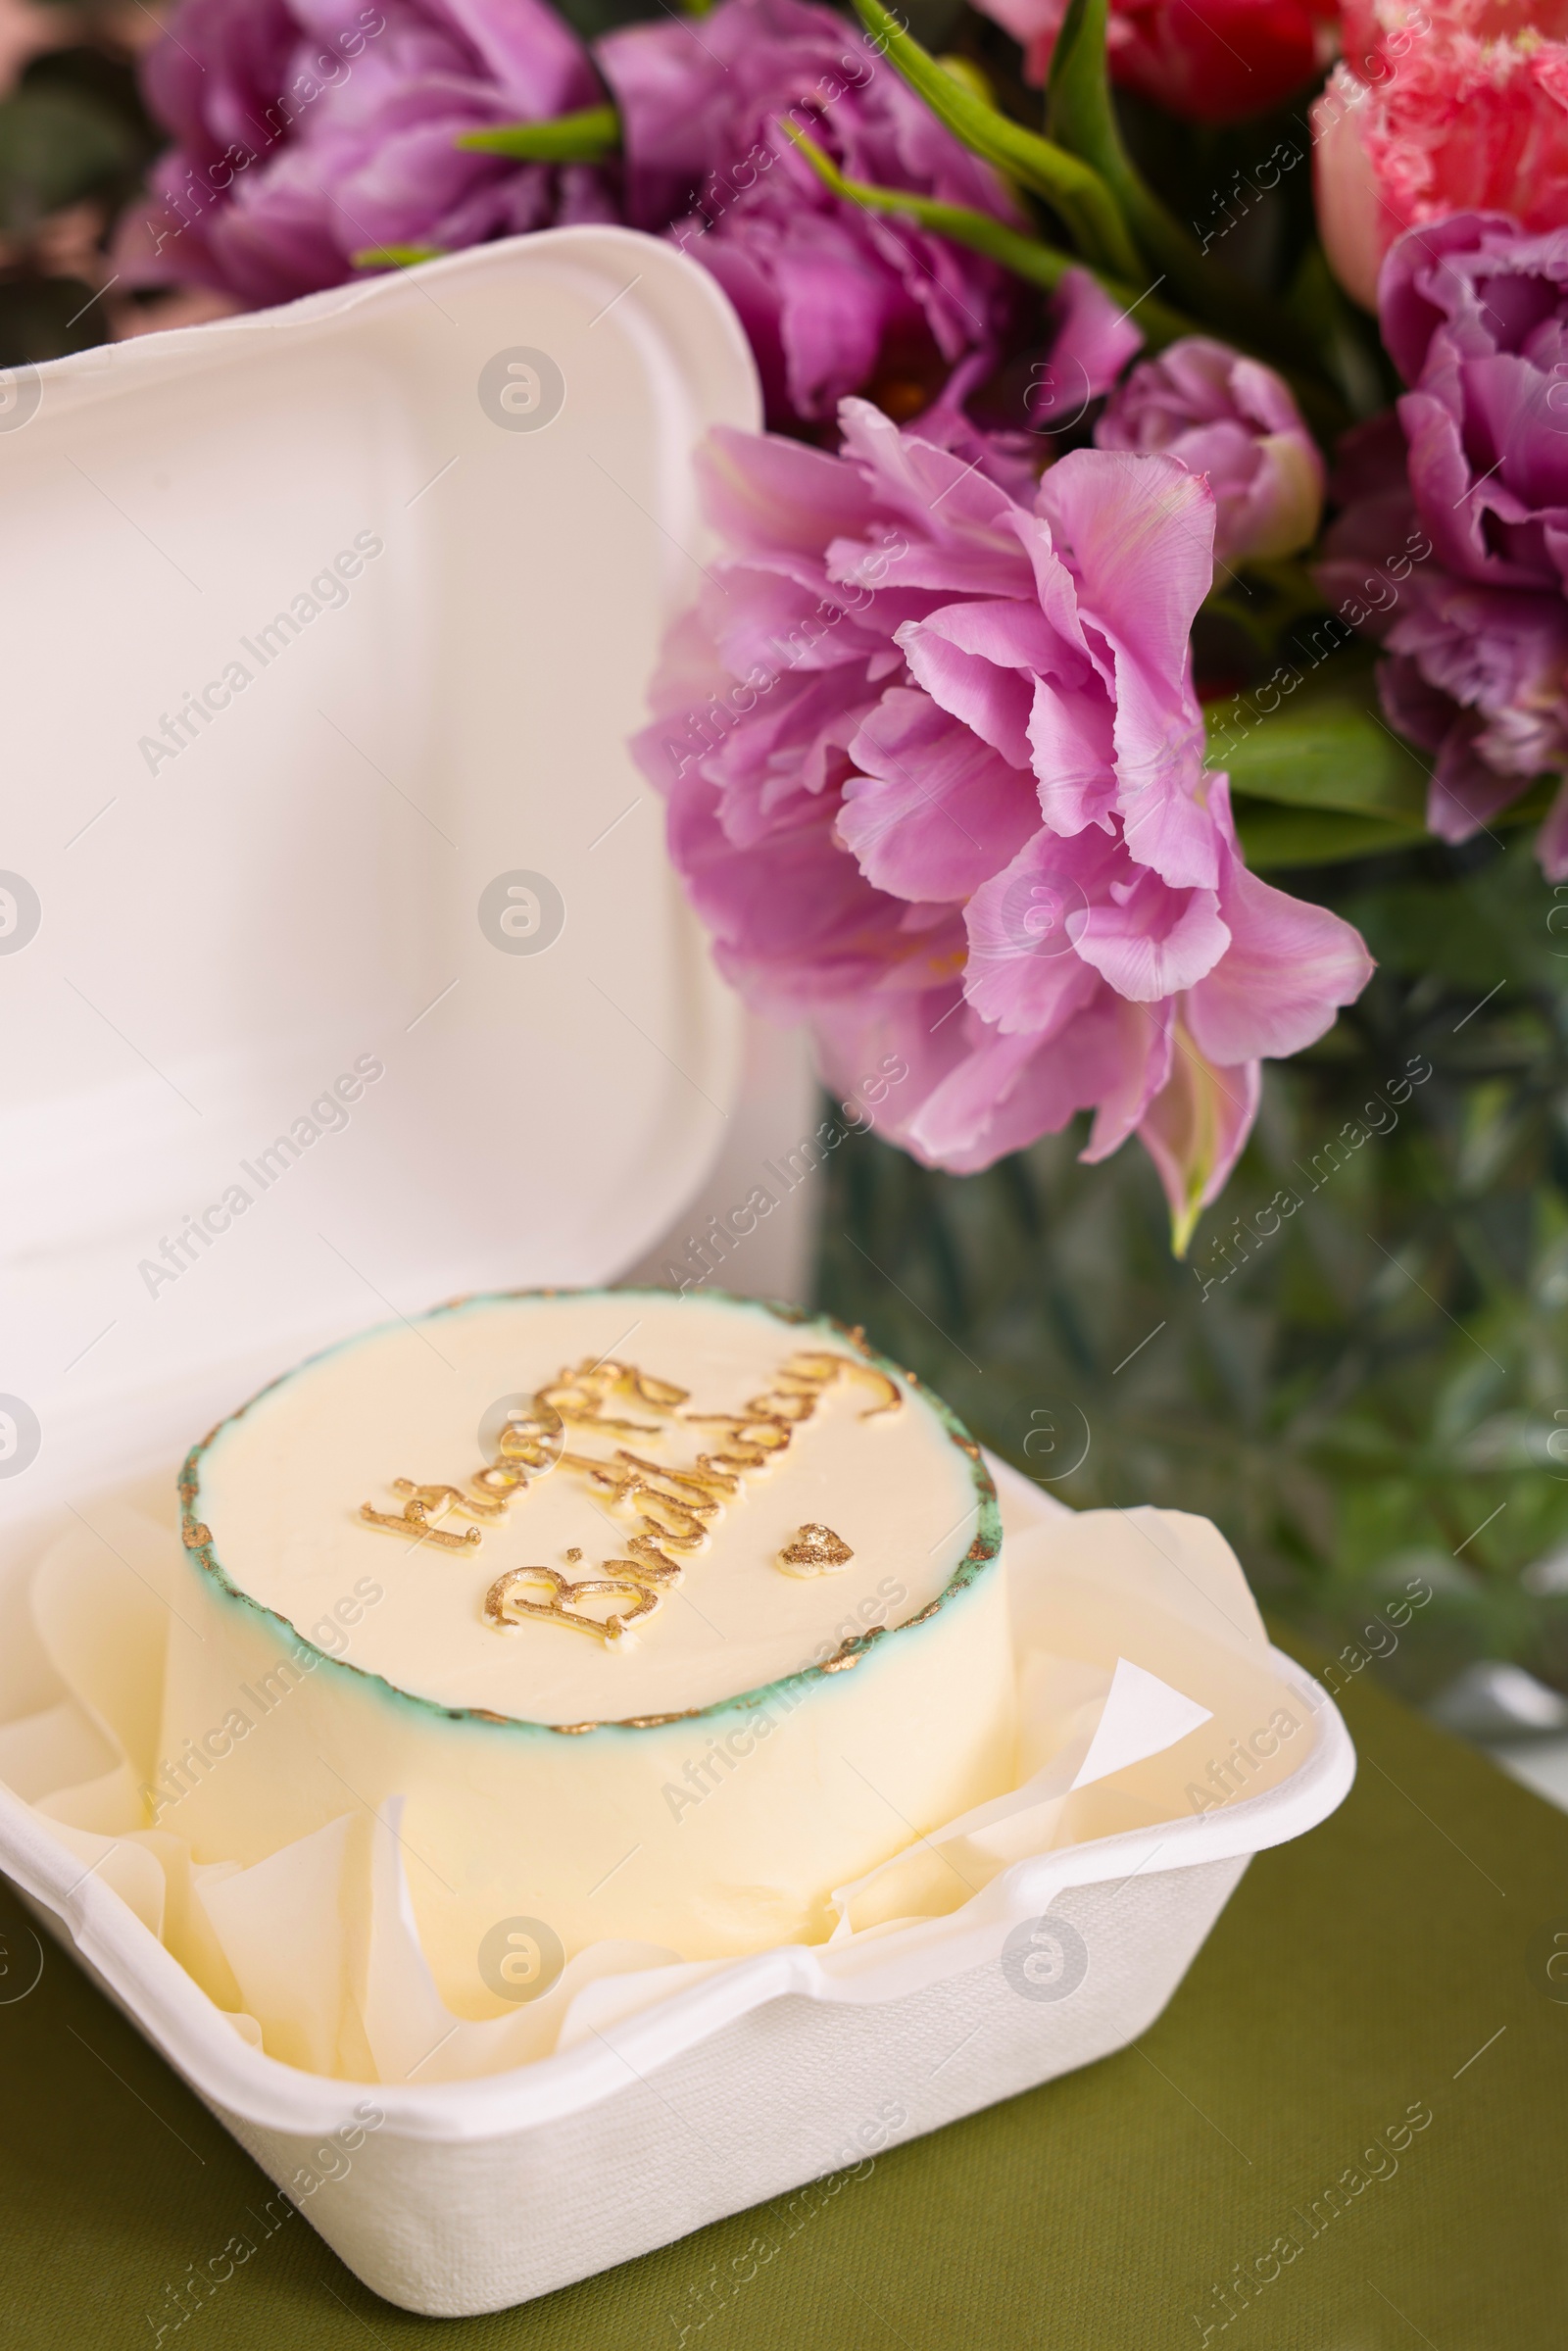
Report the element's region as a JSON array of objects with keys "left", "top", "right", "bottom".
[
  {"left": 1043, "top": 0, "right": 1335, "bottom": 391},
  {"left": 789, "top": 129, "right": 1340, "bottom": 430},
  {"left": 456, "top": 105, "right": 620, "bottom": 164},
  {"left": 351, "top": 243, "right": 446, "bottom": 270},
  {"left": 850, "top": 0, "right": 1143, "bottom": 280},
  {"left": 788, "top": 127, "right": 1199, "bottom": 344}
]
